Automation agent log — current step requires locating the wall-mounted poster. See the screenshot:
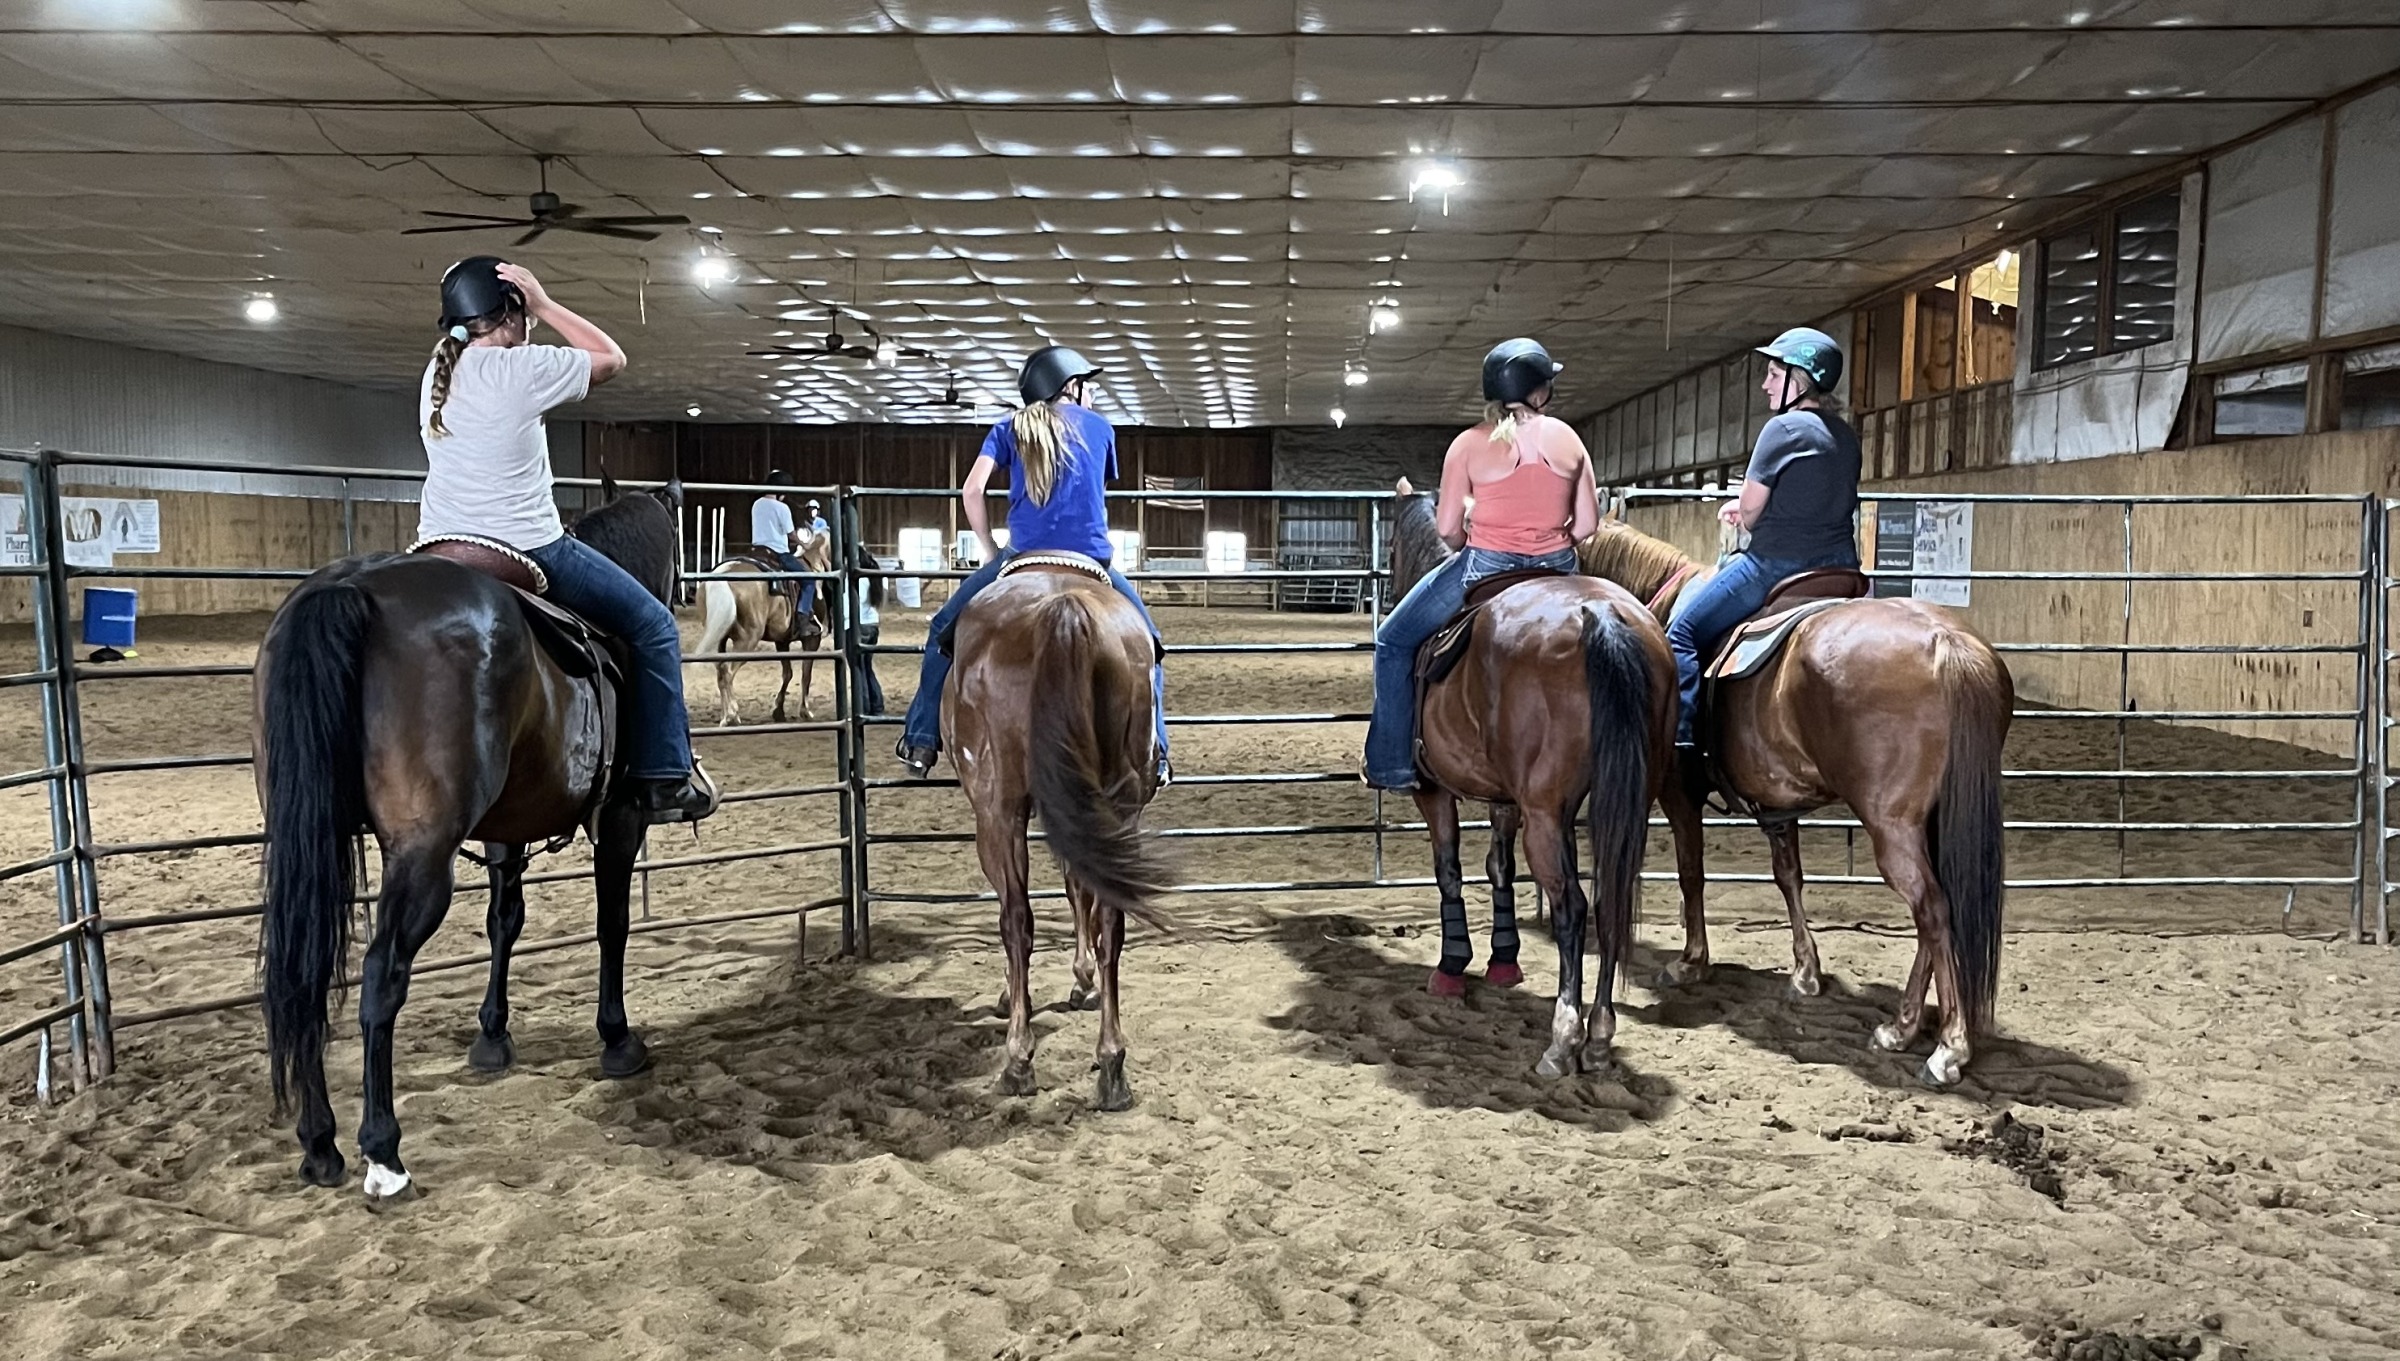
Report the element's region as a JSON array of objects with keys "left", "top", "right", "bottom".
[{"left": 0, "top": 495, "right": 162, "bottom": 568}]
